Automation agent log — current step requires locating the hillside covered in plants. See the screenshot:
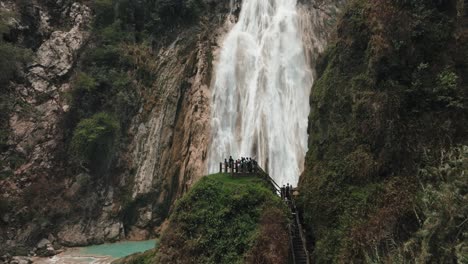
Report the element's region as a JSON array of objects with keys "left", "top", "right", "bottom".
[
  {"left": 115, "top": 173, "right": 289, "bottom": 264},
  {"left": 299, "top": 0, "right": 467, "bottom": 263}
]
